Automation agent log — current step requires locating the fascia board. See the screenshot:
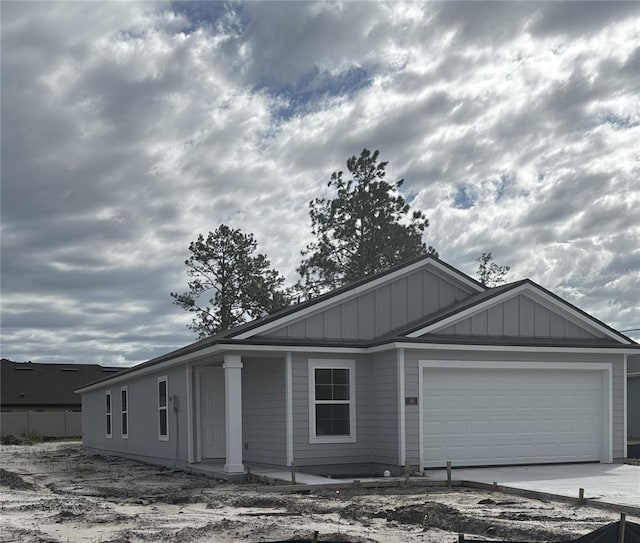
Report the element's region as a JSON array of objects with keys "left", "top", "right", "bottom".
[
  {"left": 77, "top": 337, "right": 637, "bottom": 394},
  {"left": 406, "top": 283, "right": 632, "bottom": 345},
  {"left": 75, "top": 343, "right": 226, "bottom": 394},
  {"left": 234, "top": 259, "right": 484, "bottom": 340},
  {"left": 75, "top": 343, "right": 371, "bottom": 393},
  {"left": 382, "top": 341, "right": 637, "bottom": 354}
]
